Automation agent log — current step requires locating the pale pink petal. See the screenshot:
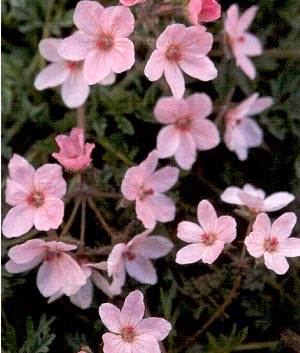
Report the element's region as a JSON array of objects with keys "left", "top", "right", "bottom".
[
  {"left": 91, "top": 269, "right": 112, "bottom": 297},
  {"left": 247, "top": 97, "right": 274, "bottom": 116},
  {"left": 84, "top": 49, "right": 111, "bottom": 84},
  {"left": 37, "top": 258, "right": 64, "bottom": 297},
  {"left": 139, "top": 150, "right": 159, "bottom": 181},
  {"left": 132, "top": 335, "right": 162, "bottom": 353},
  {"left": 100, "top": 6, "right": 135, "bottom": 38},
  {"left": 278, "top": 238, "right": 300, "bottom": 257},
  {"left": 237, "top": 5, "right": 258, "bottom": 33},
  {"left": 156, "top": 125, "right": 180, "bottom": 158},
  {"left": 236, "top": 117, "right": 263, "bottom": 150},
  {"left": 120, "top": 0, "right": 144, "bottom": 5},
  {"left": 174, "top": 132, "right": 196, "bottom": 170},
  {"left": 34, "top": 198, "right": 64, "bottom": 231},
  {"left": 2, "top": 205, "right": 35, "bottom": 238},
  {"left": 147, "top": 166, "right": 179, "bottom": 193},
  {"left": 137, "top": 318, "right": 172, "bottom": 341},
  {"left": 99, "top": 71, "right": 116, "bottom": 85},
  {"left": 176, "top": 243, "right": 205, "bottom": 264},
  {"left": 46, "top": 240, "right": 77, "bottom": 252},
  {"left": 34, "top": 163, "right": 66, "bottom": 198},
  {"left": 263, "top": 192, "right": 295, "bottom": 212},
  {"left": 271, "top": 212, "right": 297, "bottom": 240},
  {"left": 38, "top": 38, "right": 63, "bottom": 62},
  {"left": 34, "top": 62, "right": 69, "bottom": 90},
  {"left": 244, "top": 231, "right": 266, "bottom": 258},
  {"left": 136, "top": 198, "right": 157, "bottom": 229},
  {"left": 182, "top": 27, "right": 213, "bottom": 56},
  {"left": 109, "top": 267, "right": 126, "bottom": 296},
  {"left": 61, "top": 68, "right": 90, "bottom": 108},
  {"left": 215, "top": 216, "right": 237, "bottom": 243},
  {"left": 73, "top": 0, "right": 104, "bottom": 36},
  {"left": 235, "top": 54, "right": 256, "bottom": 80},
  {"left": 99, "top": 303, "right": 122, "bottom": 333},
  {"left": 238, "top": 192, "right": 264, "bottom": 211},
  {"left": 125, "top": 255, "right": 157, "bottom": 284},
  {"left": 8, "top": 154, "right": 35, "bottom": 190},
  {"left": 224, "top": 4, "right": 239, "bottom": 36},
  {"left": 197, "top": 199, "right": 217, "bottom": 234},
  {"left": 177, "top": 221, "right": 203, "bottom": 243},
  {"left": 233, "top": 93, "right": 259, "bottom": 116},
  {"left": 190, "top": 119, "right": 220, "bottom": 151},
  {"left": 59, "top": 252, "right": 86, "bottom": 296},
  {"left": 102, "top": 333, "right": 128, "bottom": 353},
  {"left": 201, "top": 240, "right": 224, "bottom": 264},
  {"left": 5, "top": 256, "right": 43, "bottom": 274},
  {"left": 264, "top": 251, "right": 289, "bottom": 275},
  {"left": 70, "top": 279, "right": 93, "bottom": 309},
  {"left": 121, "top": 290, "right": 145, "bottom": 327},
  {"left": 252, "top": 213, "right": 271, "bottom": 236},
  {"left": 144, "top": 50, "right": 166, "bottom": 81},
  {"left": 197, "top": 0, "right": 221, "bottom": 22},
  {"left": 179, "top": 55, "right": 217, "bottom": 81},
  {"left": 58, "top": 31, "right": 95, "bottom": 61},
  {"left": 7, "top": 239, "right": 46, "bottom": 263},
  {"left": 127, "top": 229, "right": 152, "bottom": 247},
  {"left": 5, "top": 179, "right": 28, "bottom": 206},
  {"left": 132, "top": 236, "right": 173, "bottom": 259},
  {"left": 164, "top": 62, "right": 185, "bottom": 99},
  {"left": 237, "top": 33, "right": 262, "bottom": 57},
  {"left": 121, "top": 166, "right": 144, "bottom": 200},
  {"left": 243, "top": 184, "right": 265, "bottom": 198},
  {"left": 156, "top": 23, "right": 186, "bottom": 51},
  {"left": 154, "top": 97, "right": 188, "bottom": 124},
  {"left": 146, "top": 194, "right": 176, "bottom": 223},
  {"left": 107, "top": 243, "right": 127, "bottom": 276},
  {"left": 109, "top": 38, "right": 135, "bottom": 73},
  {"left": 220, "top": 187, "right": 244, "bottom": 205},
  {"left": 186, "top": 93, "right": 212, "bottom": 120}
]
